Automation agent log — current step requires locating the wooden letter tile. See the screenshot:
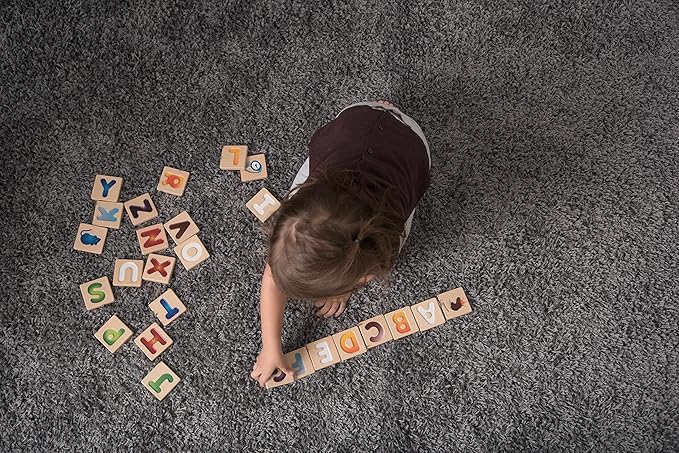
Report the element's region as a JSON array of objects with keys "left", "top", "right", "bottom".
[
  {"left": 142, "top": 361, "right": 180, "bottom": 400},
  {"left": 246, "top": 188, "right": 280, "bottom": 222},
  {"left": 73, "top": 223, "right": 108, "bottom": 255},
  {"left": 92, "top": 201, "right": 124, "bottom": 229},
  {"left": 437, "top": 287, "right": 473, "bottom": 320},
  {"left": 136, "top": 223, "right": 169, "bottom": 255},
  {"left": 134, "top": 323, "right": 173, "bottom": 360},
  {"left": 220, "top": 145, "right": 248, "bottom": 171},
  {"left": 265, "top": 368, "right": 295, "bottom": 389},
  {"left": 91, "top": 174, "right": 123, "bottom": 202},
  {"left": 94, "top": 315, "right": 133, "bottom": 353},
  {"left": 411, "top": 297, "right": 446, "bottom": 331},
  {"left": 239, "top": 154, "right": 268, "bottom": 182},
  {"left": 332, "top": 326, "right": 367, "bottom": 361},
  {"left": 124, "top": 193, "right": 158, "bottom": 226},
  {"left": 164, "top": 211, "right": 200, "bottom": 245},
  {"left": 306, "top": 336, "right": 341, "bottom": 371},
  {"left": 79, "top": 276, "right": 115, "bottom": 311},
  {"left": 384, "top": 306, "right": 420, "bottom": 340},
  {"left": 283, "top": 347, "right": 315, "bottom": 380},
  {"left": 358, "top": 314, "right": 393, "bottom": 349},
  {"left": 142, "top": 254, "right": 176, "bottom": 284},
  {"left": 157, "top": 166, "right": 190, "bottom": 196},
  {"left": 112, "top": 259, "right": 144, "bottom": 287},
  {"left": 148, "top": 289, "right": 186, "bottom": 326},
  {"left": 174, "top": 234, "right": 210, "bottom": 270}
]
